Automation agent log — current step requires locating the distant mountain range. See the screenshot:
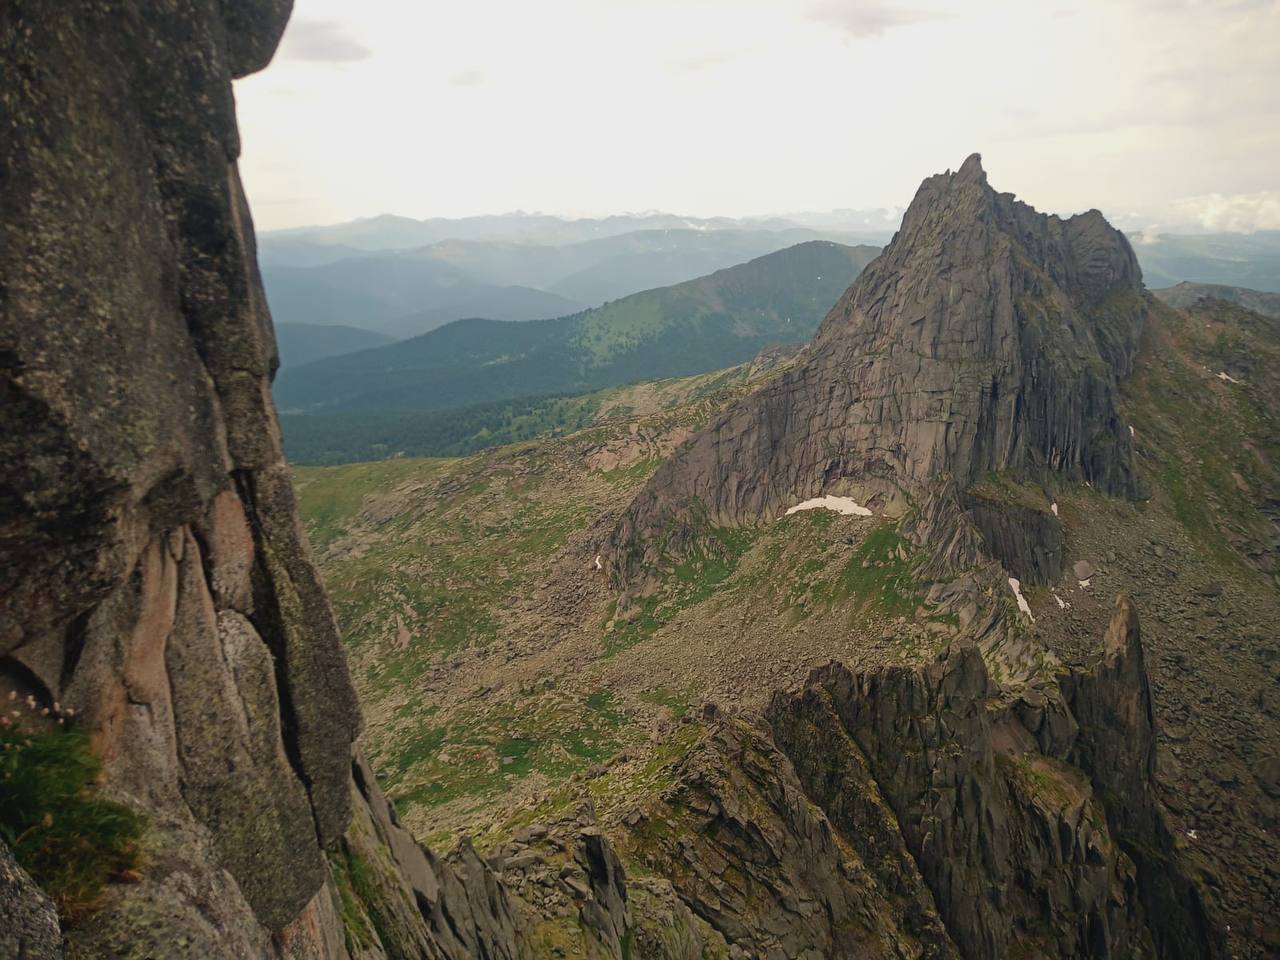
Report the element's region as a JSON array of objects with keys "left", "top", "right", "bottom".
[
  {"left": 396, "top": 228, "right": 853, "bottom": 307},
  {"left": 260, "top": 211, "right": 892, "bottom": 260},
  {"left": 261, "top": 257, "right": 586, "bottom": 338},
  {"left": 259, "top": 223, "right": 881, "bottom": 342},
  {"left": 274, "top": 323, "right": 393, "bottom": 368},
  {"left": 1151, "top": 280, "right": 1280, "bottom": 317},
  {"left": 274, "top": 240, "right": 879, "bottom": 418},
  {"left": 260, "top": 215, "right": 1280, "bottom": 357},
  {"left": 1131, "top": 230, "right": 1280, "bottom": 292}
]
